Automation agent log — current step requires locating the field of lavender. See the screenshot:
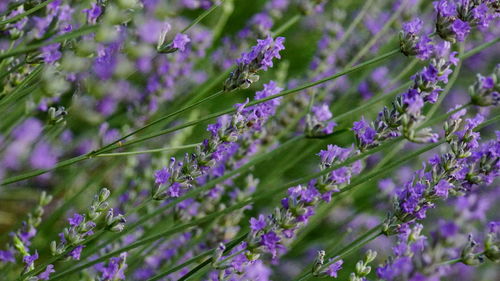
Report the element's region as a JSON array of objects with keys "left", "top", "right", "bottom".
[{"left": 0, "top": 0, "right": 499, "bottom": 280}]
